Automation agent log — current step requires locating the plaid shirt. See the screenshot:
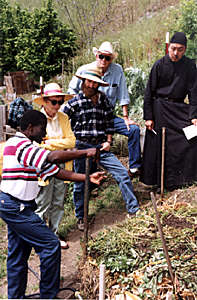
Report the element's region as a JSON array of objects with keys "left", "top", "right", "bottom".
[
  {"left": 8, "top": 97, "right": 33, "bottom": 129},
  {"left": 64, "top": 92, "right": 114, "bottom": 140}
]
